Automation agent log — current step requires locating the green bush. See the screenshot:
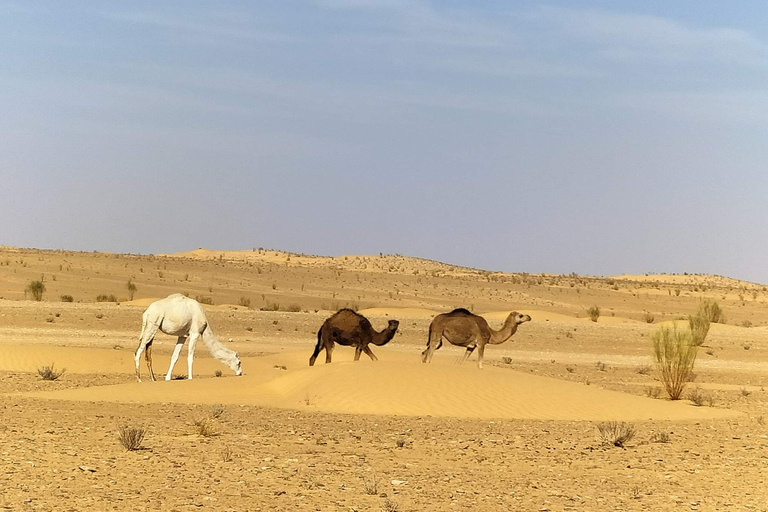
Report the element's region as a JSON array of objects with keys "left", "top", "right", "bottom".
[{"left": 652, "top": 325, "right": 697, "bottom": 400}]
